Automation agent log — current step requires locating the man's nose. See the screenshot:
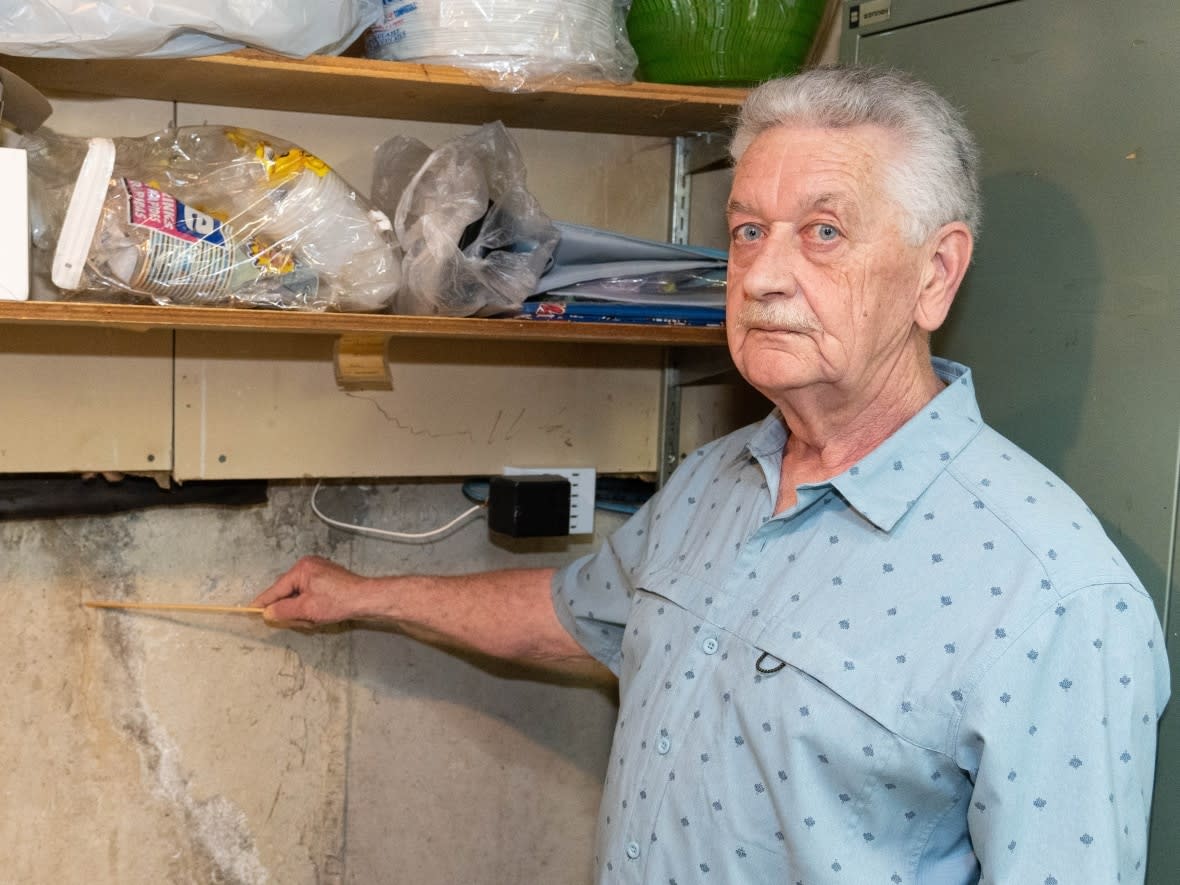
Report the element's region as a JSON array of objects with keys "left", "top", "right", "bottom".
[{"left": 739, "top": 232, "right": 798, "bottom": 301}]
